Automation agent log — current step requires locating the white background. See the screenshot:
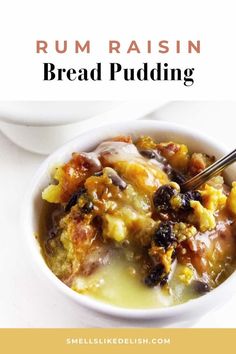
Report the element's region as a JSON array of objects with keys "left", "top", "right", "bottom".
[
  {"left": 0, "top": 101, "right": 236, "bottom": 328},
  {"left": 0, "top": 0, "right": 235, "bottom": 99}
]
